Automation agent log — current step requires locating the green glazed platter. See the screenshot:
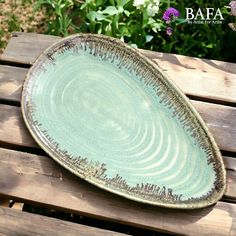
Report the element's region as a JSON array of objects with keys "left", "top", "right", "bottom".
[{"left": 21, "top": 34, "right": 226, "bottom": 209}]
